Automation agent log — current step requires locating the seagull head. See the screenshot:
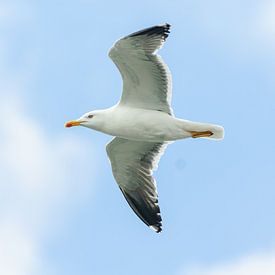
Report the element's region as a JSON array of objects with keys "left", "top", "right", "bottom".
[{"left": 65, "top": 111, "right": 101, "bottom": 129}]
